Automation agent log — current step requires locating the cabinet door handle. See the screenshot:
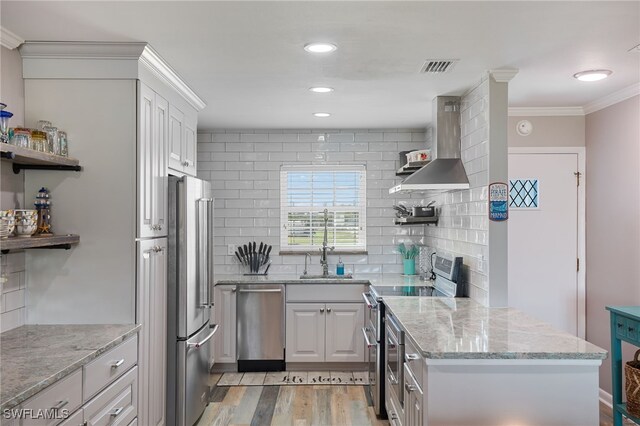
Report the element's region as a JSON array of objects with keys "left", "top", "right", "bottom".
[
  {"left": 405, "top": 383, "right": 416, "bottom": 393},
  {"left": 320, "top": 308, "right": 325, "bottom": 313},
  {"left": 405, "top": 353, "right": 420, "bottom": 362},
  {"left": 111, "top": 358, "right": 125, "bottom": 369},
  {"left": 629, "top": 327, "right": 635, "bottom": 332},
  {"left": 110, "top": 407, "right": 124, "bottom": 417},
  {"left": 327, "top": 308, "right": 332, "bottom": 313},
  {"left": 51, "top": 400, "right": 68, "bottom": 411},
  {"left": 618, "top": 323, "right": 625, "bottom": 328}
]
